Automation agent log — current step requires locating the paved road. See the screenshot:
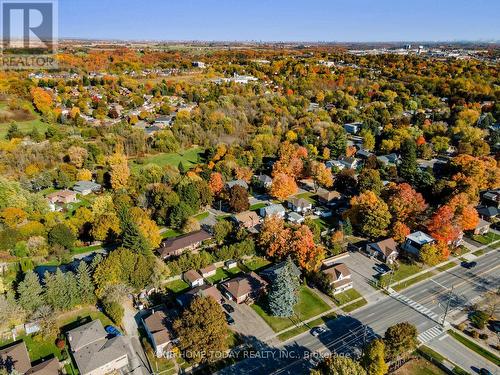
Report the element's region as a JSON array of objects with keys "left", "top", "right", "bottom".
[{"left": 218, "top": 249, "right": 499, "bottom": 375}]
